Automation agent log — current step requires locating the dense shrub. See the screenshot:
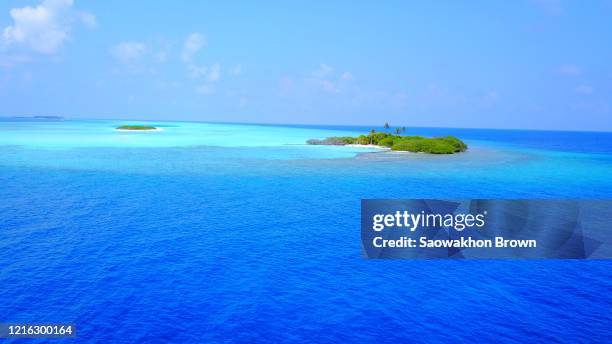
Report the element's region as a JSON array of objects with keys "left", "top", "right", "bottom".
[
  {"left": 377, "top": 136, "right": 398, "bottom": 147},
  {"left": 306, "top": 132, "right": 467, "bottom": 154},
  {"left": 356, "top": 135, "right": 370, "bottom": 145},
  {"left": 116, "top": 125, "right": 157, "bottom": 130},
  {"left": 439, "top": 136, "right": 468, "bottom": 152},
  {"left": 330, "top": 136, "right": 357, "bottom": 144},
  {"left": 306, "top": 136, "right": 355, "bottom": 145},
  {"left": 391, "top": 136, "right": 467, "bottom": 154}
]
